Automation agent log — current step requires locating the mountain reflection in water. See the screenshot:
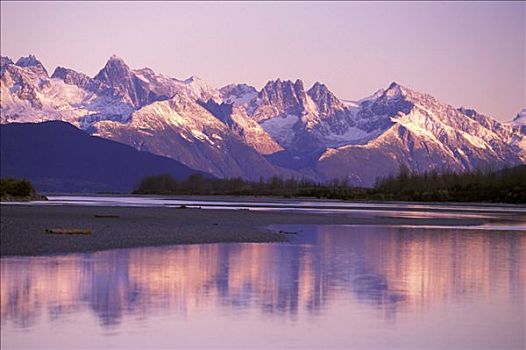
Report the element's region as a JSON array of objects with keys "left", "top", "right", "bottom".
[{"left": 1, "top": 225, "right": 525, "bottom": 349}]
